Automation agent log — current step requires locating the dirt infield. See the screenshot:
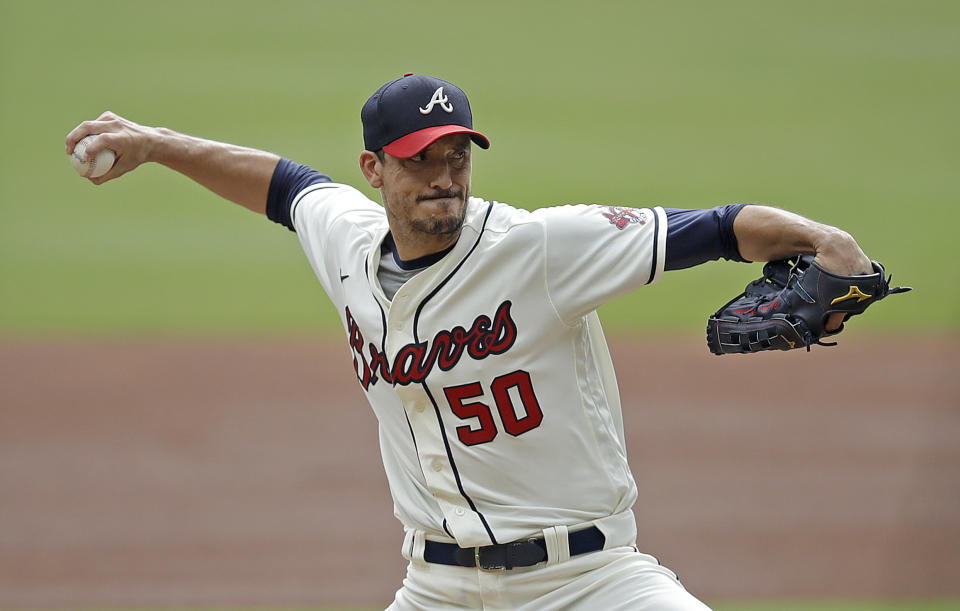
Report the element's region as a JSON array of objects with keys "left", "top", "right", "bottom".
[{"left": 1, "top": 335, "right": 958, "bottom": 608}]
